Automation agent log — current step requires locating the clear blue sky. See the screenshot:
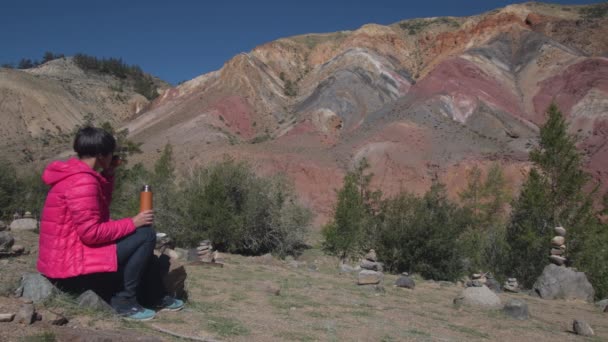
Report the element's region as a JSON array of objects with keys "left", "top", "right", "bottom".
[{"left": 0, "top": 0, "right": 603, "bottom": 84}]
